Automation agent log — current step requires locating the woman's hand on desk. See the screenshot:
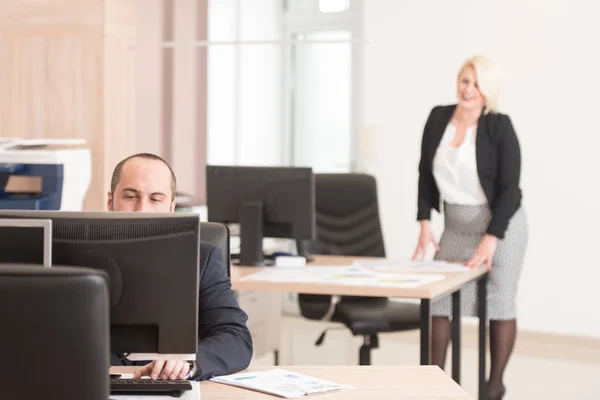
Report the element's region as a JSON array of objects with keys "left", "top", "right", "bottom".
[
  {"left": 133, "top": 360, "right": 190, "bottom": 381},
  {"left": 412, "top": 221, "right": 440, "bottom": 261},
  {"left": 464, "top": 234, "right": 498, "bottom": 270}
]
